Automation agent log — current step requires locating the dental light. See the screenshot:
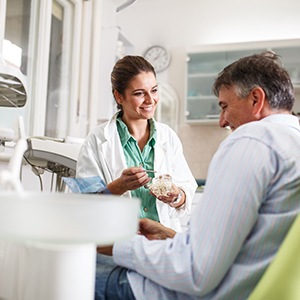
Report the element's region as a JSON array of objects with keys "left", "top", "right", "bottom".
[
  {"left": 0, "top": 54, "right": 27, "bottom": 108},
  {"left": 0, "top": 54, "right": 27, "bottom": 147},
  {"left": 116, "top": 0, "right": 137, "bottom": 12}
]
